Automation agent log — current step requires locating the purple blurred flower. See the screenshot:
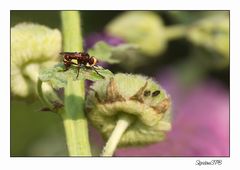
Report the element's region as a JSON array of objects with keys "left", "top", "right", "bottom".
[
  {"left": 88, "top": 68, "right": 229, "bottom": 156},
  {"left": 84, "top": 32, "right": 124, "bottom": 50},
  {"left": 115, "top": 69, "right": 229, "bottom": 156}
]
